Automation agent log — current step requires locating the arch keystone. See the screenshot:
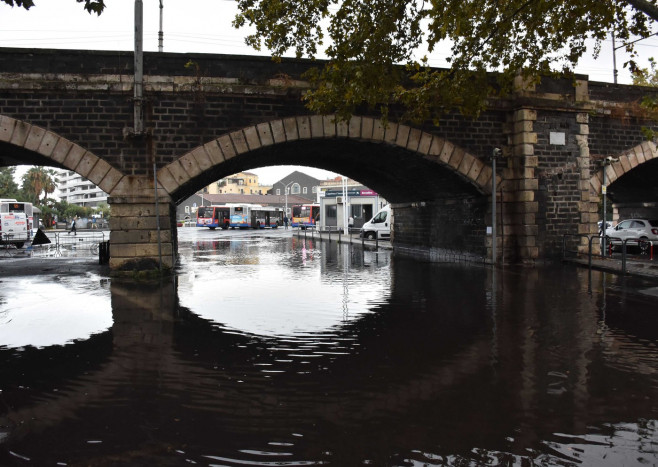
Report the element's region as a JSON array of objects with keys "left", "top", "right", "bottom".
[
  {"left": 361, "top": 117, "right": 374, "bottom": 139},
  {"left": 372, "top": 119, "right": 386, "bottom": 141},
  {"left": 322, "top": 115, "right": 337, "bottom": 137},
  {"left": 348, "top": 116, "right": 362, "bottom": 138},
  {"left": 297, "top": 116, "right": 311, "bottom": 139},
  {"left": 310, "top": 115, "right": 323, "bottom": 138}
]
